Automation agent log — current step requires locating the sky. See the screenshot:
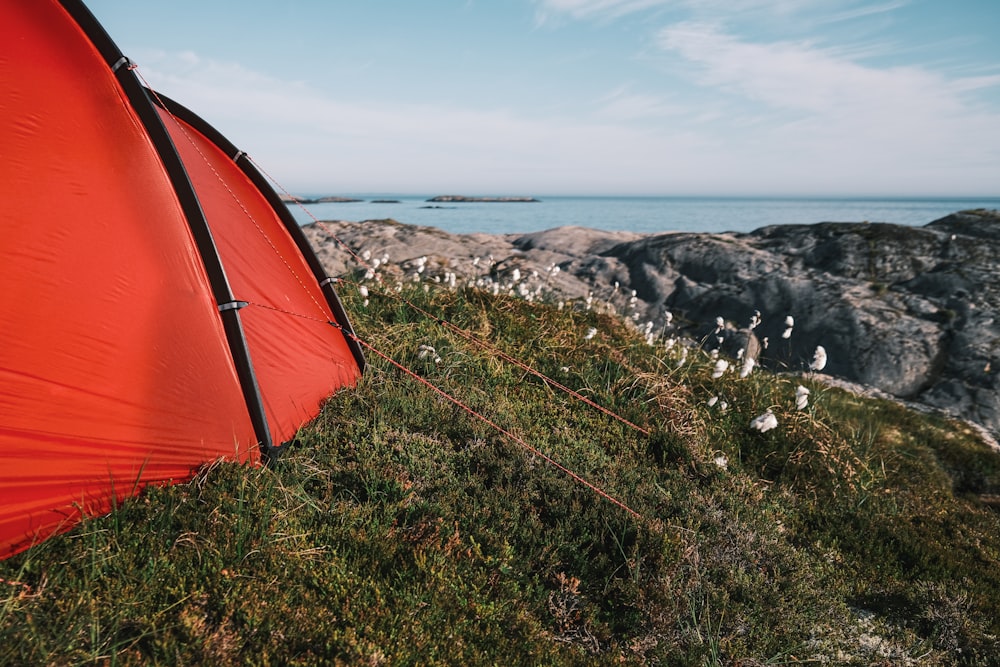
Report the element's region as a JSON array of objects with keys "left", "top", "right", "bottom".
[{"left": 84, "top": 0, "right": 1000, "bottom": 197}]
